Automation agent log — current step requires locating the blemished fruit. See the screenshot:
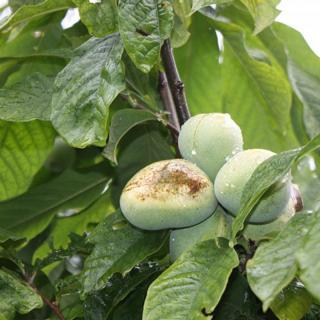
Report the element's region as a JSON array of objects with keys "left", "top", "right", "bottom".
[
  {"left": 120, "top": 159, "right": 218, "bottom": 230},
  {"left": 169, "top": 206, "right": 229, "bottom": 261},
  {"left": 178, "top": 113, "right": 243, "bottom": 181},
  {"left": 214, "top": 149, "right": 292, "bottom": 224}
]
